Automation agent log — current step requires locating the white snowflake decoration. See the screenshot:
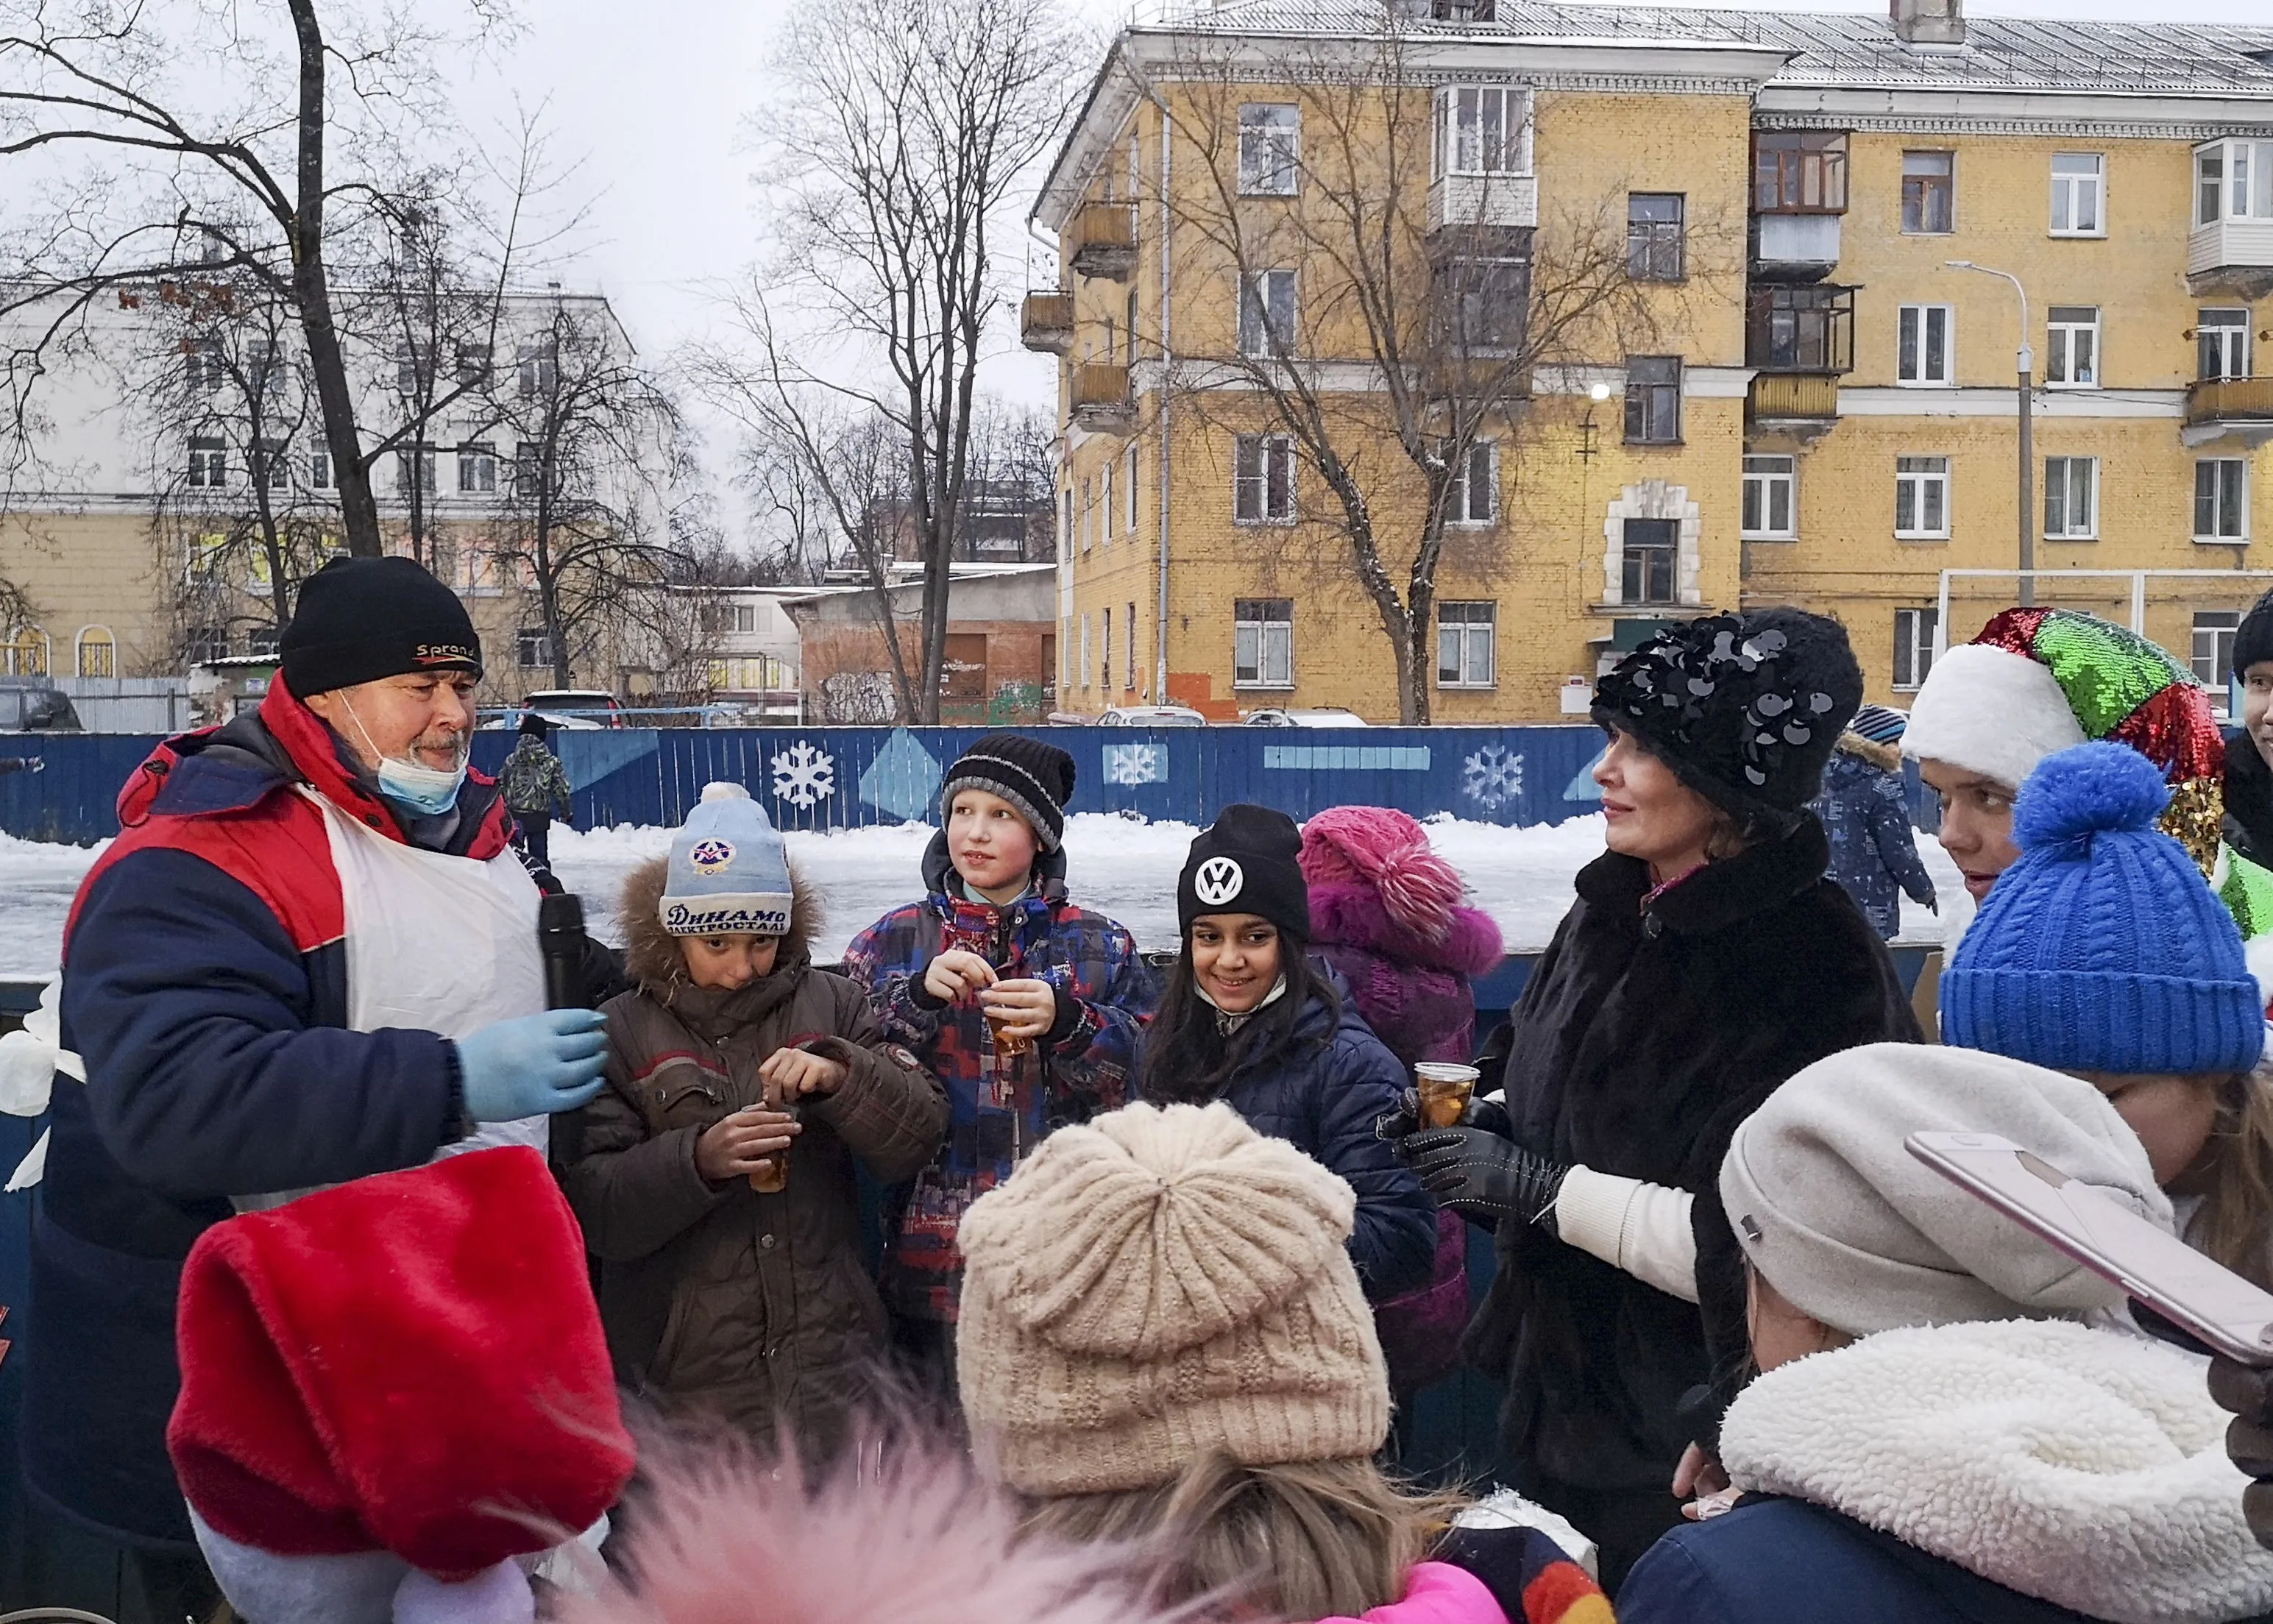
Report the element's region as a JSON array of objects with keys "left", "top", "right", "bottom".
[
  {"left": 1103, "top": 741, "right": 1164, "bottom": 786},
  {"left": 770, "top": 740, "right": 837, "bottom": 809},
  {"left": 1462, "top": 743, "right": 1525, "bottom": 811}
]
